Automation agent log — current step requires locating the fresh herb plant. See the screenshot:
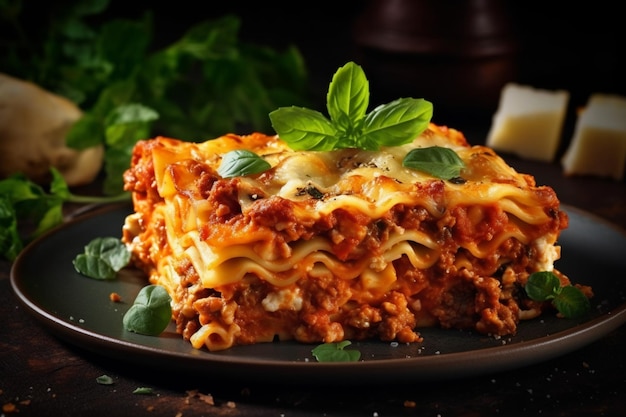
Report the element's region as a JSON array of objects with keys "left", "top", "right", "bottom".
[
  {"left": 525, "top": 271, "right": 591, "bottom": 318},
  {"left": 0, "top": 169, "right": 129, "bottom": 261},
  {"left": 73, "top": 237, "right": 131, "bottom": 280},
  {"left": 123, "top": 285, "right": 172, "bottom": 336},
  {"left": 1, "top": 0, "right": 309, "bottom": 261},
  {"left": 2, "top": 0, "right": 308, "bottom": 191},
  {"left": 311, "top": 340, "right": 361, "bottom": 362}
]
